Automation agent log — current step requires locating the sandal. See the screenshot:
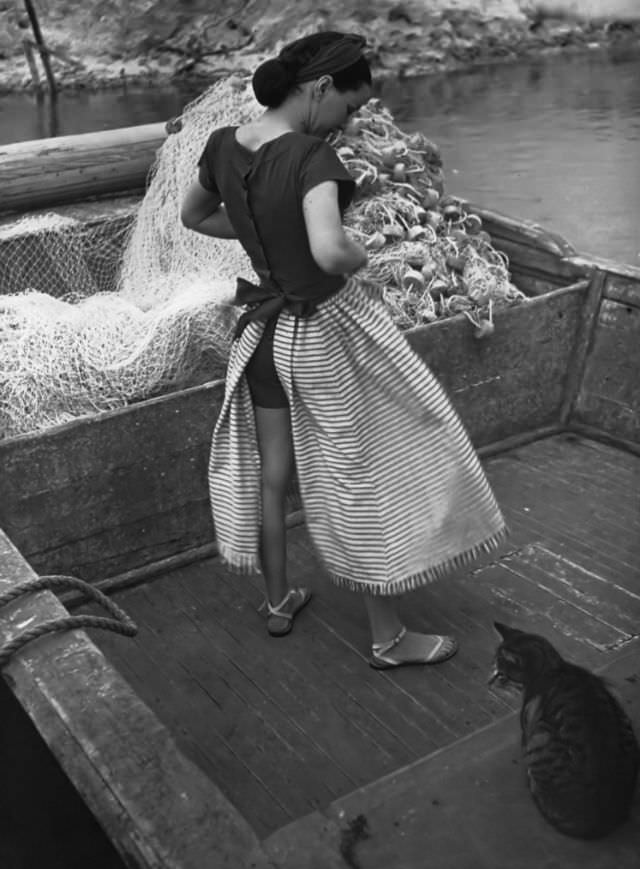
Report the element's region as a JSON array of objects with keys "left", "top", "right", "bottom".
[
  {"left": 260, "top": 587, "right": 312, "bottom": 637},
  {"left": 370, "top": 626, "right": 458, "bottom": 669}
]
